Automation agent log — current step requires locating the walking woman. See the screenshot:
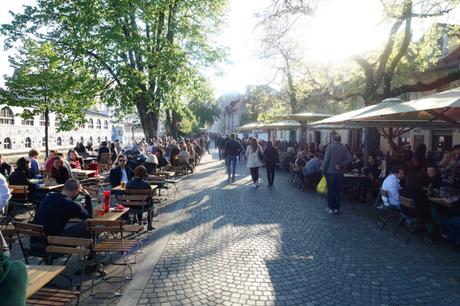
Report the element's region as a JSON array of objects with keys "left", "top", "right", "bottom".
[
  {"left": 263, "top": 140, "right": 279, "bottom": 187},
  {"left": 246, "top": 137, "right": 263, "bottom": 188}
]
